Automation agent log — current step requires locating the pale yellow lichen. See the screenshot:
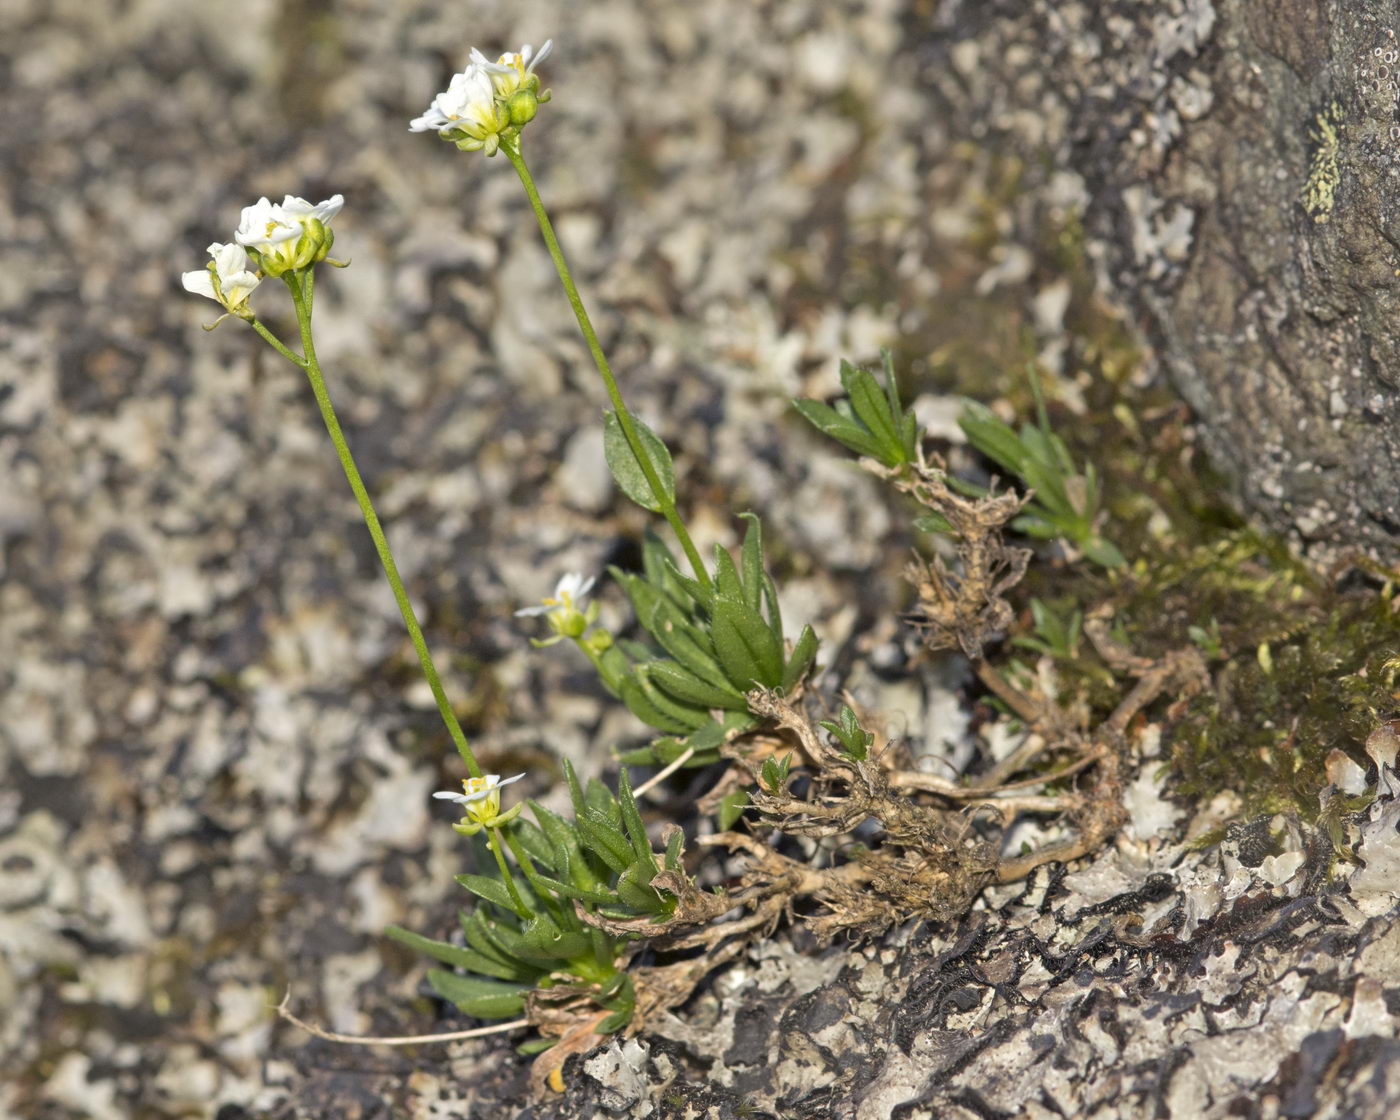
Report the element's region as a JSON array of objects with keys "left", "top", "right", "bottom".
[{"left": 1302, "top": 100, "right": 1343, "bottom": 224}]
